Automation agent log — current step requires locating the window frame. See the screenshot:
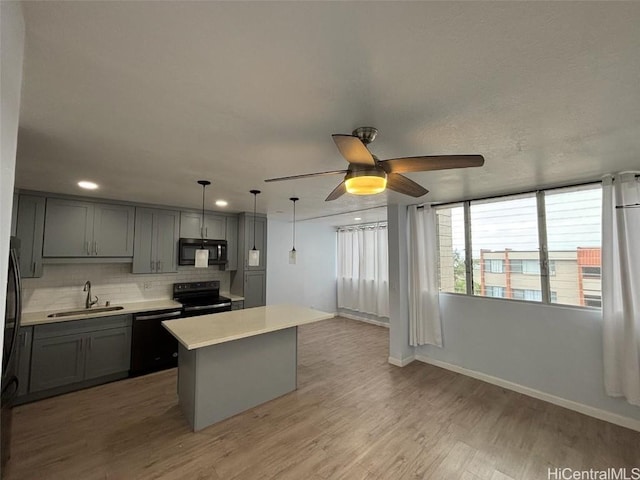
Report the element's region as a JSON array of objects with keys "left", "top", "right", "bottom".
[{"left": 435, "top": 182, "right": 602, "bottom": 309}]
